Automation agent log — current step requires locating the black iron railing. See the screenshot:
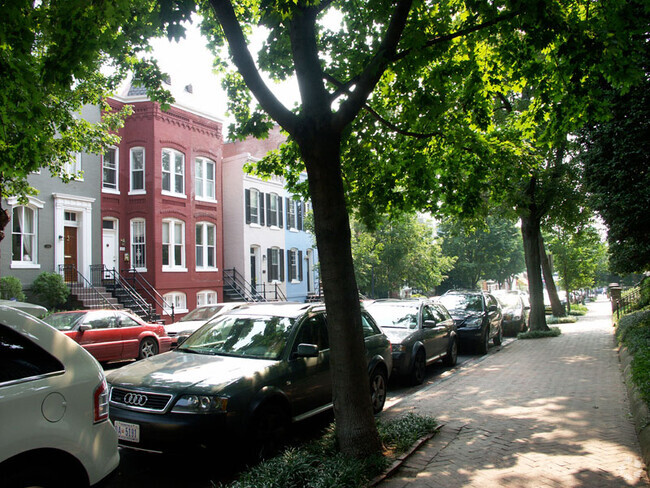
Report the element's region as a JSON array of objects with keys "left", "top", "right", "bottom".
[
  {"left": 59, "top": 264, "right": 120, "bottom": 310},
  {"left": 122, "top": 267, "right": 175, "bottom": 323},
  {"left": 223, "top": 268, "right": 287, "bottom": 302},
  {"left": 614, "top": 278, "right": 650, "bottom": 319}
]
